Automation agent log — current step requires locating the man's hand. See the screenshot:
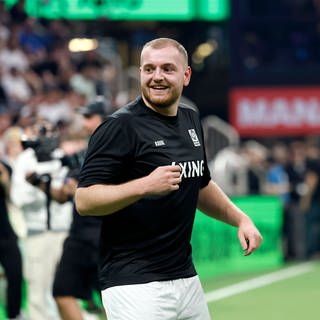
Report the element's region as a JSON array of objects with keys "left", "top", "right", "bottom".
[
  {"left": 62, "top": 177, "right": 78, "bottom": 197},
  {"left": 144, "top": 165, "right": 181, "bottom": 196},
  {"left": 238, "top": 219, "right": 263, "bottom": 256}
]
